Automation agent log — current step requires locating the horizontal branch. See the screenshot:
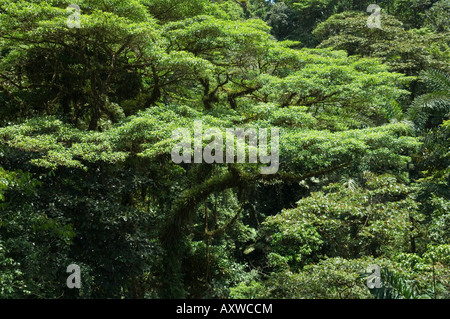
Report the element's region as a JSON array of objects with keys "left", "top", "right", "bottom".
[{"left": 160, "top": 160, "right": 352, "bottom": 248}]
